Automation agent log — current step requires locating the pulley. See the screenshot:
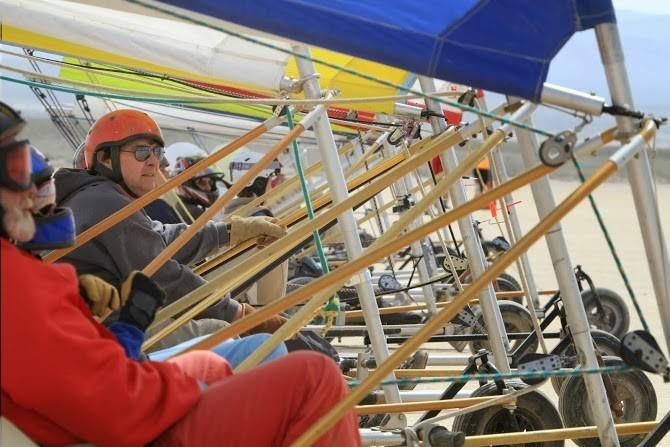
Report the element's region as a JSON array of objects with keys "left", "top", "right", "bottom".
[{"left": 538, "top": 130, "right": 576, "bottom": 166}]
